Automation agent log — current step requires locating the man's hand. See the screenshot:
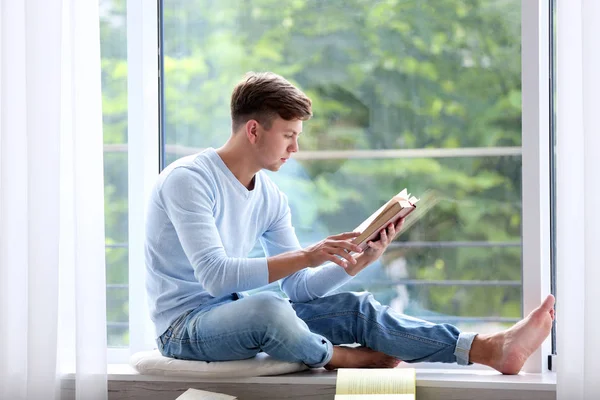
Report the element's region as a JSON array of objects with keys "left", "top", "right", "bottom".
[
  {"left": 345, "top": 217, "right": 406, "bottom": 276},
  {"left": 303, "top": 231, "right": 364, "bottom": 269}
]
